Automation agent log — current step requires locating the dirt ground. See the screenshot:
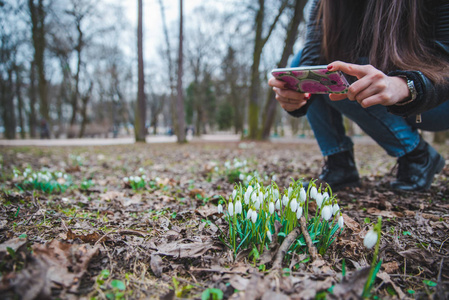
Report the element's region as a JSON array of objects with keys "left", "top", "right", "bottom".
[{"left": 0, "top": 140, "right": 448, "bottom": 299}]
